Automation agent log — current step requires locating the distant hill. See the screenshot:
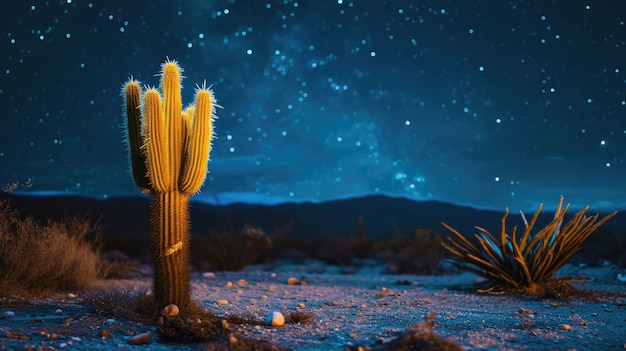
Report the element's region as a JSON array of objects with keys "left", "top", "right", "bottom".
[{"left": 2, "top": 191, "right": 622, "bottom": 242}]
